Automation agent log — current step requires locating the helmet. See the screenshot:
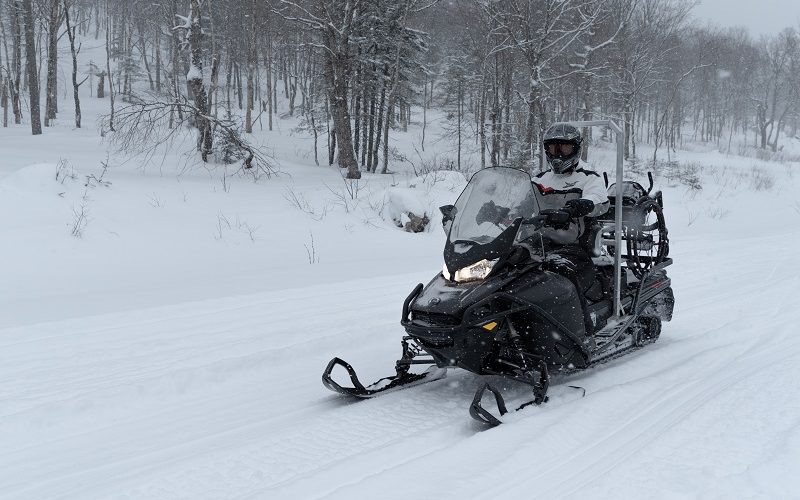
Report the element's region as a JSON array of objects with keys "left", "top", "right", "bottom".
[{"left": 543, "top": 123, "right": 582, "bottom": 174}]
